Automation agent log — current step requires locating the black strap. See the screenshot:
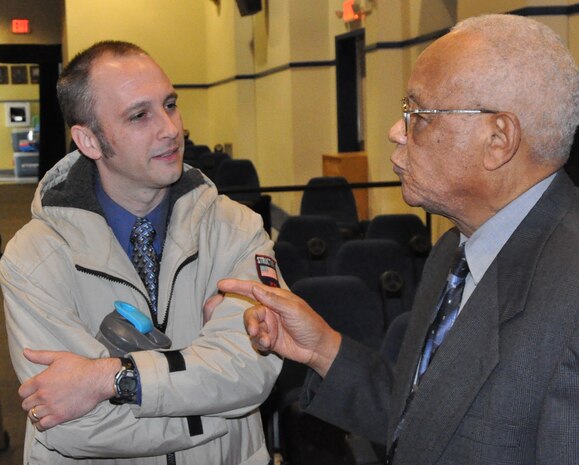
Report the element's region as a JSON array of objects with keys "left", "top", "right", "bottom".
[
  {"left": 187, "top": 415, "right": 203, "bottom": 436},
  {"left": 164, "top": 351, "right": 186, "bottom": 372}
]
